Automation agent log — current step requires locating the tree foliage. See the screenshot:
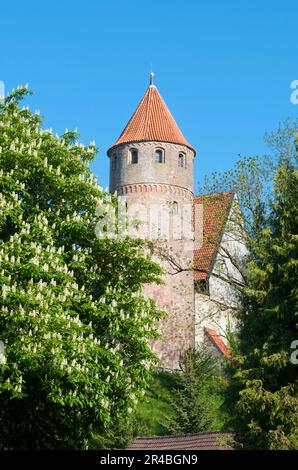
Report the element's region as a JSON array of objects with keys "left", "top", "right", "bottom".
[
  {"left": 199, "top": 118, "right": 298, "bottom": 259},
  {"left": 0, "top": 86, "right": 163, "bottom": 449},
  {"left": 224, "top": 132, "right": 298, "bottom": 449},
  {"left": 164, "top": 347, "right": 220, "bottom": 435}
]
